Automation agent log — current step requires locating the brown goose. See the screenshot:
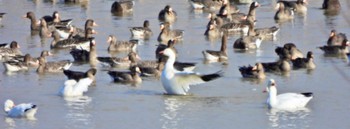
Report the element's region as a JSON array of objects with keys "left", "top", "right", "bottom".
[
  {"left": 63, "top": 68, "right": 97, "bottom": 82},
  {"left": 322, "top": 0, "right": 340, "bottom": 13},
  {"left": 69, "top": 39, "right": 96, "bottom": 62},
  {"left": 129, "top": 20, "right": 153, "bottom": 39},
  {"left": 274, "top": 2, "right": 294, "bottom": 21},
  {"left": 239, "top": 63, "right": 265, "bottom": 79},
  {"left": 217, "top": 0, "right": 240, "bottom": 21},
  {"left": 158, "top": 5, "right": 177, "bottom": 23},
  {"left": 3, "top": 54, "right": 36, "bottom": 72},
  {"left": 275, "top": 43, "right": 304, "bottom": 60},
  {"left": 107, "top": 35, "right": 138, "bottom": 52},
  {"left": 278, "top": 0, "right": 307, "bottom": 14},
  {"left": 261, "top": 57, "right": 291, "bottom": 73},
  {"left": 39, "top": 18, "right": 53, "bottom": 38},
  {"left": 291, "top": 51, "right": 316, "bottom": 70},
  {"left": 157, "top": 22, "right": 184, "bottom": 43},
  {"left": 0, "top": 41, "right": 22, "bottom": 60},
  {"left": 327, "top": 29, "right": 347, "bottom": 46},
  {"left": 204, "top": 20, "right": 222, "bottom": 40},
  {"left": 36, "top": 57, "right": 72, "bottom": 73},
  {"left": 51, "top": 28, "right": 96, "bottom": 49},
  {"left": 108, "top": 65, "right": 142, "bottom": 84},
  {"left": 202, "top": 34, "right": 228, "bottom": 61},
  {"left": 189, "top": 0, "right": 224, "bottom": 10},
  {"left": 319, "top": 40, "right": 349, "bottom": 55},
  {"left": 111, "top": 0, "right": 134, "bottom": 15},
  {"left": 23, "top": 12, "right": 40, "bottom": 31},
  {"left": 97, "top": 51, "right": 139, "bottom": 68}
]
